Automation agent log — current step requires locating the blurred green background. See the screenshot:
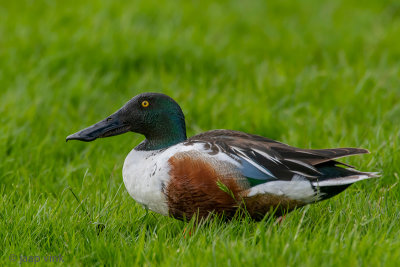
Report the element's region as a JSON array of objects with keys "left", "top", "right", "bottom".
[{"left": 1, "top": 0, "right": 400, "bottom": 266}]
